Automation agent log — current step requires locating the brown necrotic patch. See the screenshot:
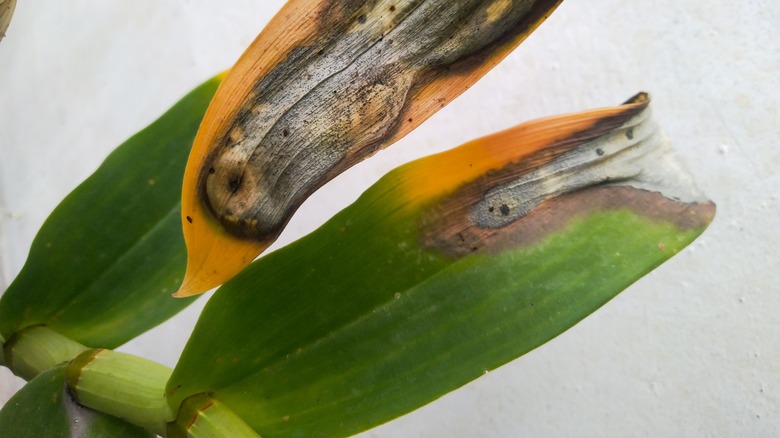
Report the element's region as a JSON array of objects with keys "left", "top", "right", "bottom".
[
  {"left": 420, "top": 186, "right": 715, "bottom": 258},
  {"left": 418, "top": 92, "right": 713, "bottom": 258},
  {"left": 198, "top": 0, "right": 565, "bottom": 241},
  {"left": 419, "top": 92, "right": 649, "bottom": 237}
]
